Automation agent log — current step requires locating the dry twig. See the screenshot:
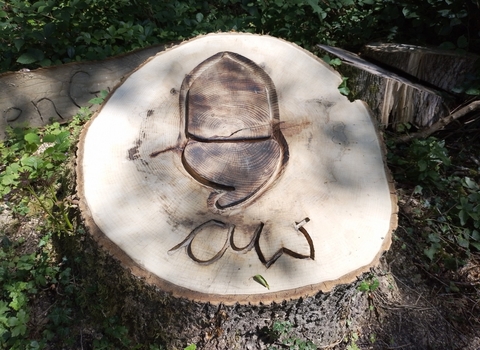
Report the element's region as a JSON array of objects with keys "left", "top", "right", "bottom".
[{"left": 394, "top": 100, "right": 480, "bottom": 143}]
